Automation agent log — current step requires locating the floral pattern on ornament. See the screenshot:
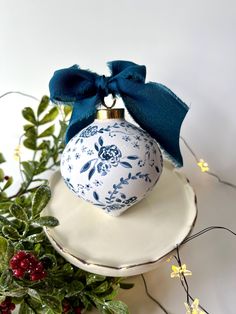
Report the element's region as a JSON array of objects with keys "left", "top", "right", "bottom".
[{"left": 80, "top": 136, "right": 139, "bottom": 180}]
